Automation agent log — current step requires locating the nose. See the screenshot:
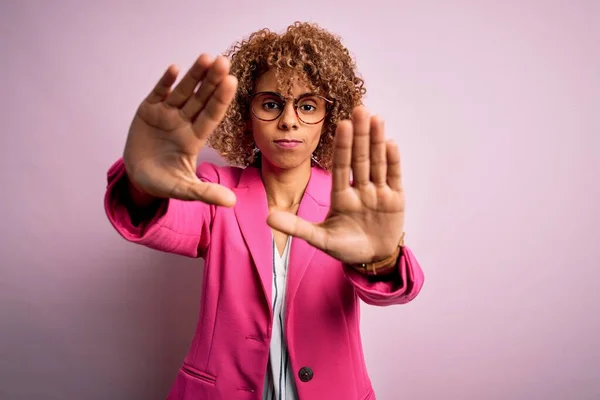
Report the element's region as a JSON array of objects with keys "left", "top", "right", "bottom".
[{"left": 278, "top": 102, "right": 299, "bottom": 130}]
